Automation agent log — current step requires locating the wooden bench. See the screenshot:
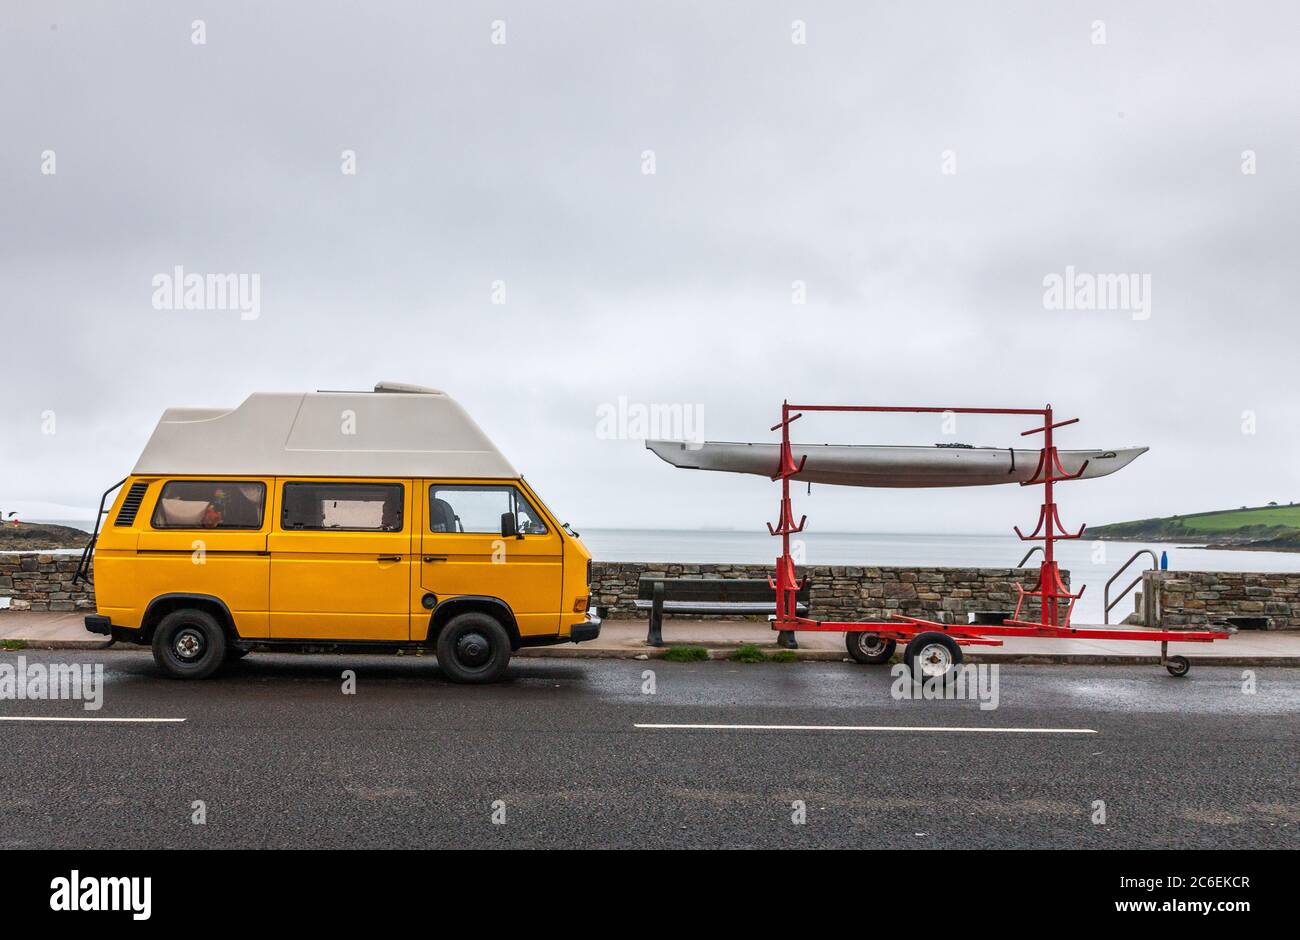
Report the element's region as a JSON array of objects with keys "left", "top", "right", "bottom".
[{"left": 634, "top": 577, "right": 811, "bottom": 648}]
